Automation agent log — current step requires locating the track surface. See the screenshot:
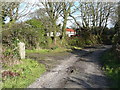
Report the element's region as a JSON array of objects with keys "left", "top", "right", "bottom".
[{"left": 28, "top": 45, "right": 111, "bottom": 88}]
